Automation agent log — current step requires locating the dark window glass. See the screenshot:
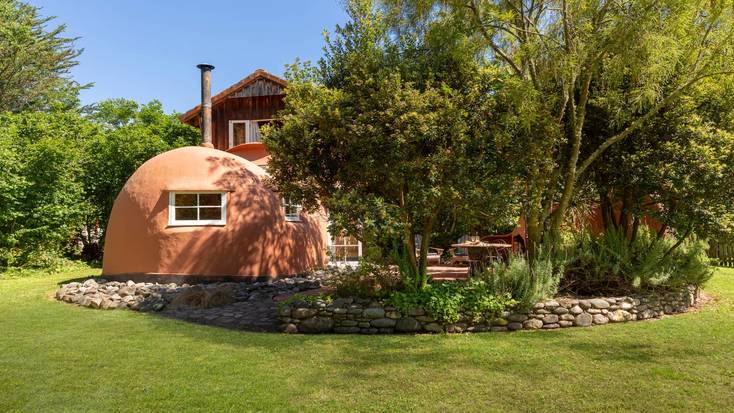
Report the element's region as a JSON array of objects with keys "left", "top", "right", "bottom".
[
  {"left": 175, "top": 208, "right": 197, "bottom": 220},
  {"left": 199, "top": 193, "right": 221, "bottom": 206},
  {"left": 175, "top": 193, "right": 197, "bottom": 206},
  {"left": 199, "top": 207, "right": 222, "bottom": 220}
]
